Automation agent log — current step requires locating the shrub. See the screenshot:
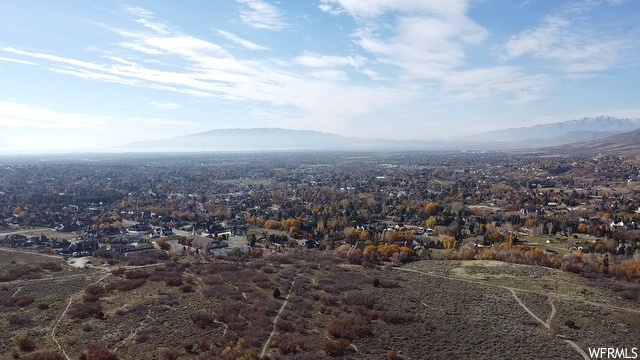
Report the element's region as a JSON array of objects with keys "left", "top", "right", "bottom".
[
  {"left": 110, "top": 268, "right": 126, "bottom": 277},
  {"left": 381, "top": 311, "right": 414, "bottom": 324},
  {"left": 105, "top": 279, "right": 146, "bottom": 292},
  {"left": 273, "top": 287, "right": 281, "bottom": 298},
  {"left": 278, "top": 341, "right": 298, "bottom": 355},
  {"left": 78, "top": 345, "right": 120, "bottom": 360},
  {"left": 24, "top": 350, "right": 64, "bottom": 360},
  {"left": 342, "top": 292, "right": 375, "bottom": 309},
  {"left": 8, "top": 313, "right": 32, "bottom": 328},
  {"left": 158, "top": 347, "right": 180, "bottom": 360},
  {"left": 124, "top": 270, "right": 150, "bottom": 279},
  {"left": 327, "top": 314, "right": 372, "bottom": 340},
  {"left": 15, "top": 333, "right": 36, "bottom": 352},
  {"left": 5, "top": 296, "right": 34, "bottom": 307},
  {"left": 180, "top": 341, "right": 194, "bottom": 353},
  {"left": 85, "top": 285, "right": 106, "bottom": 297},
  {"left": 276, "top": 320, "right": 295, "bottom": 333},
  {"left": 372, "top": 278, "right": 380, "bottom": 288},
  {"left": 69, "top": 301, "right": 103, "bottom": 319},
  {"left": 190, "top": 311, "right": 215, "bottom": 329},
  {"left": 40, "top": 262, "right": 63, "bottom": 272},
  {"left": 325, "top": 338, "right": 350, "bottom": 357},
  {"left": 164, "top": 277, "right": 183, "bottom": 287},
  {"left": 179, "top": 284, "right": 193, "bottom": 293}
]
